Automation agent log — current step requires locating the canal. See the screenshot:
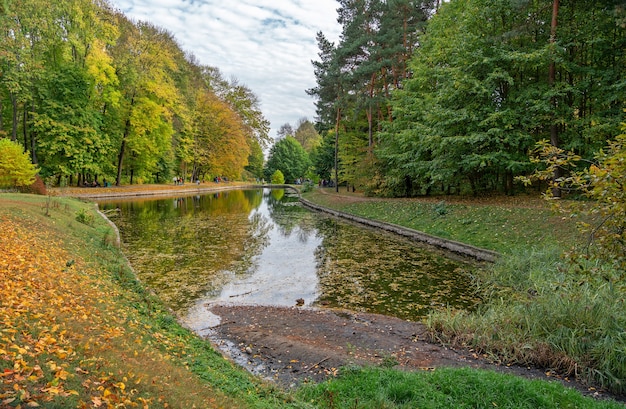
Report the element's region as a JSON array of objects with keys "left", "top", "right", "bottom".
[{"left": 98, "top": 188, "right": 481, "bottom": 329}]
